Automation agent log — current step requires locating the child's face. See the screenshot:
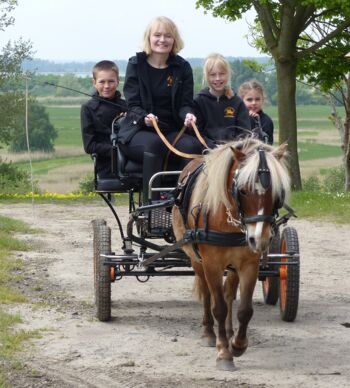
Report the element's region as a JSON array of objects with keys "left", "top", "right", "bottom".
[
  {"left": 149, "top": 23, "right": 174, "bottom": 55},
  {"left": 207, "top": 64, "right": 229, "bottom": 96},
  {"left": 93, "top": 70, "right": 119, "bottom": 99},
  {"left": 243, "top": 89, "right": 264, "bottom": 114}
]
